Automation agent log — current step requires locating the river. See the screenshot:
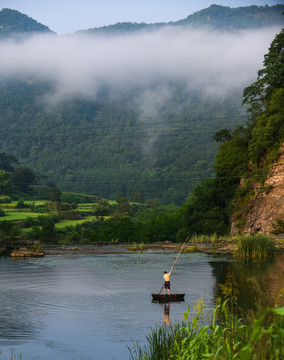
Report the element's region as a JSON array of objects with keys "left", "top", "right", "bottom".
[{"left": 0, "top": 250, "right": 283, "bottom": 360}]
